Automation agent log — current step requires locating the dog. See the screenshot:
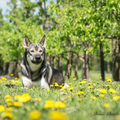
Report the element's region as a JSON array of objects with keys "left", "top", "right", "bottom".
[{"left": 21, "top": 35, "right": 69, "bottom": 90}]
